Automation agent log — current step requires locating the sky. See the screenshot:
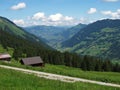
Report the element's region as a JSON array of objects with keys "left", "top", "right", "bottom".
[{"left": 0, "top": 0, "right": 120, "bottom": 26}]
